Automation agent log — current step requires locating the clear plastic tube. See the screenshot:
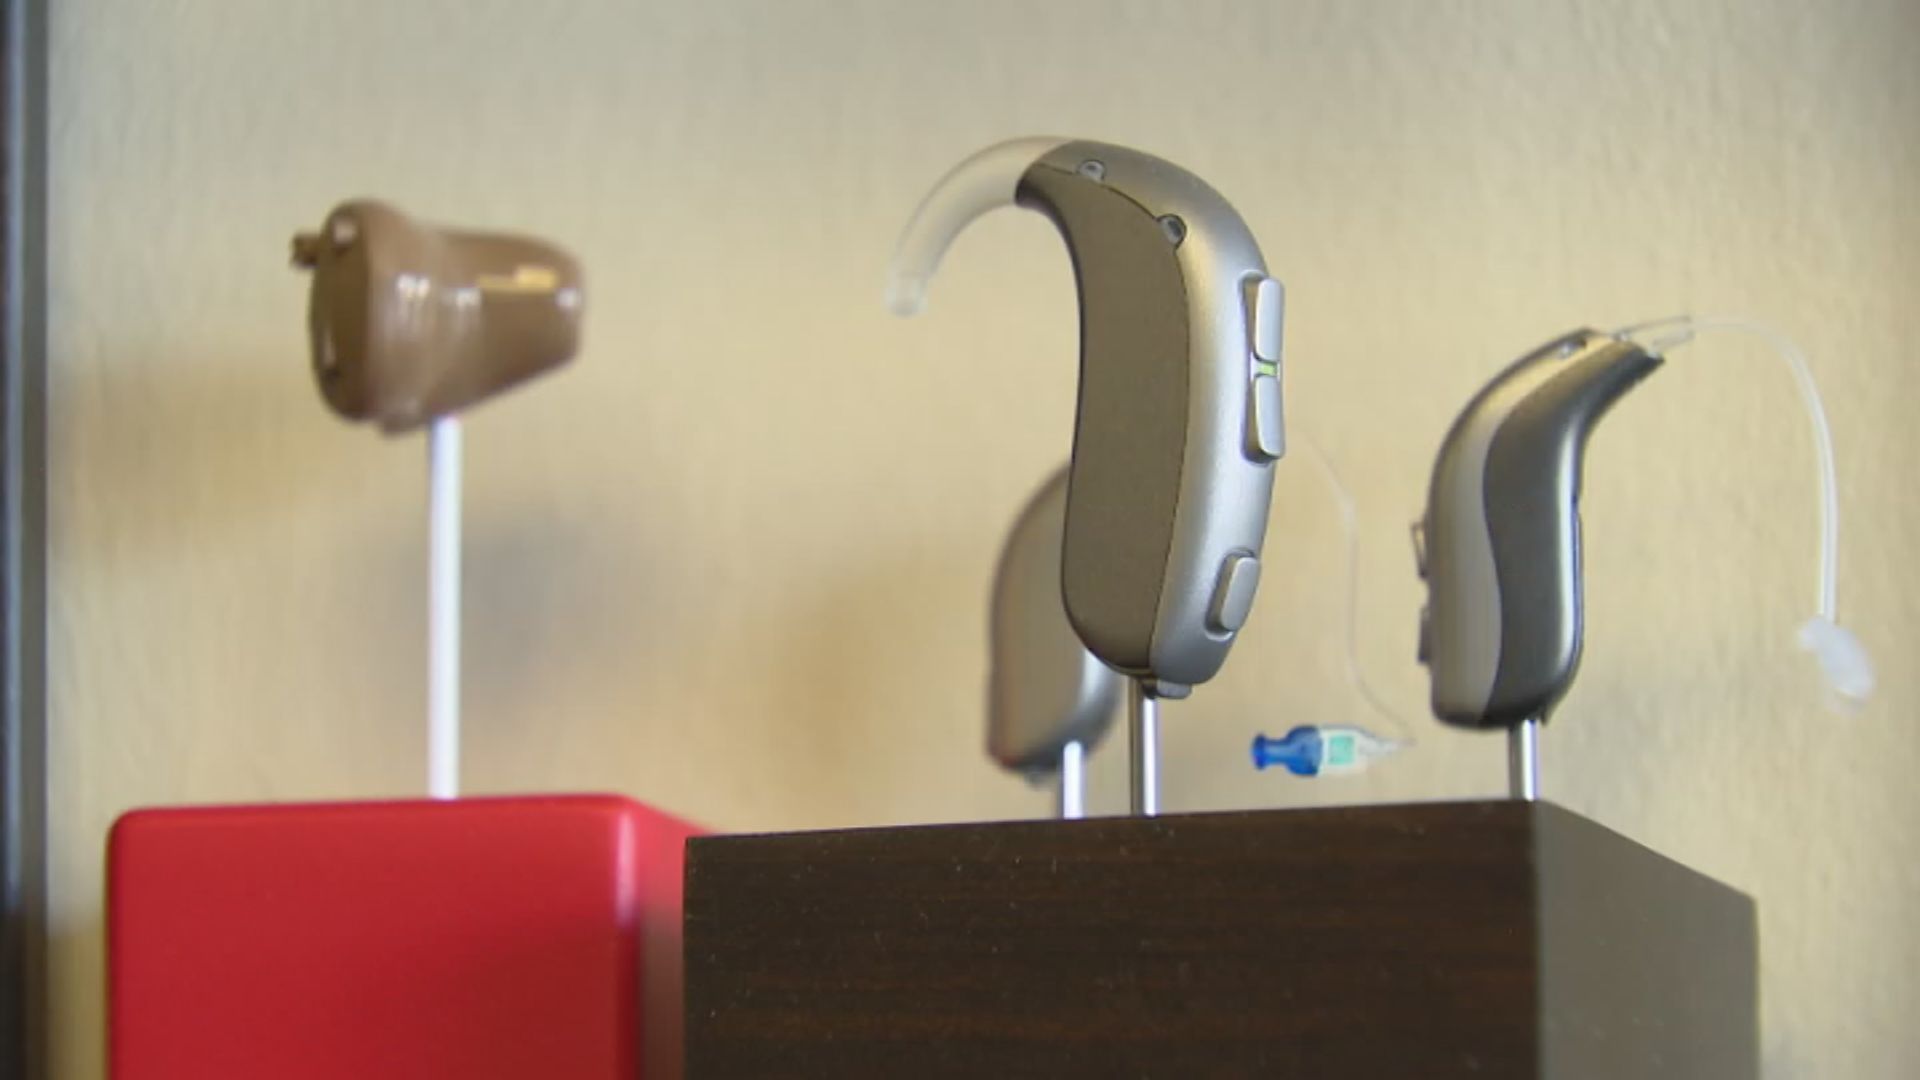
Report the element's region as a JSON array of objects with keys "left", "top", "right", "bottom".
[
  {"left": 1295, "top": 431, "right": 1417, "bottom": 739},
  {"left": 1611, "top": 315, "right": 1873, "bottom": 709},
  {"left": 1613, "top": 315, "right": 1837, "bottom": 620}
]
